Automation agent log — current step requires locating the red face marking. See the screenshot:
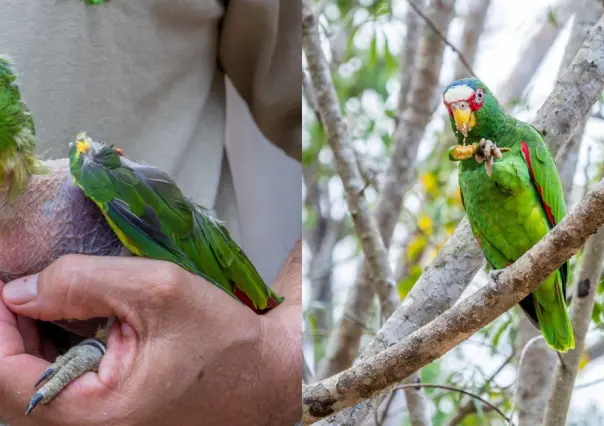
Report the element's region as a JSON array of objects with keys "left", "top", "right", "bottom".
[
  {"left": 520, "top": 141, "right": 556, "bottom": 227},
  {"left": 443, "top": 89, "right": 484, "bottom": 116}
]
